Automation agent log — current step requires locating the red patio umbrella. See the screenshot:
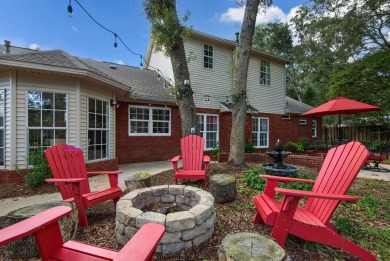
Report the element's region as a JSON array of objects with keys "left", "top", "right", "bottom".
[{"left": 301, "top": 96, "right": 382, "bottom": 140}]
